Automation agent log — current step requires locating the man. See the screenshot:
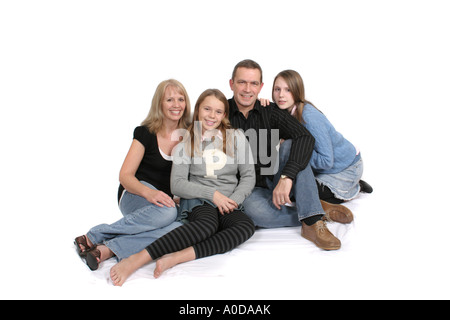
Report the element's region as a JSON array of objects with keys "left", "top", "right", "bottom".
[{"left": 228, "top": 59, "right": 353, "bottom": 250}]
